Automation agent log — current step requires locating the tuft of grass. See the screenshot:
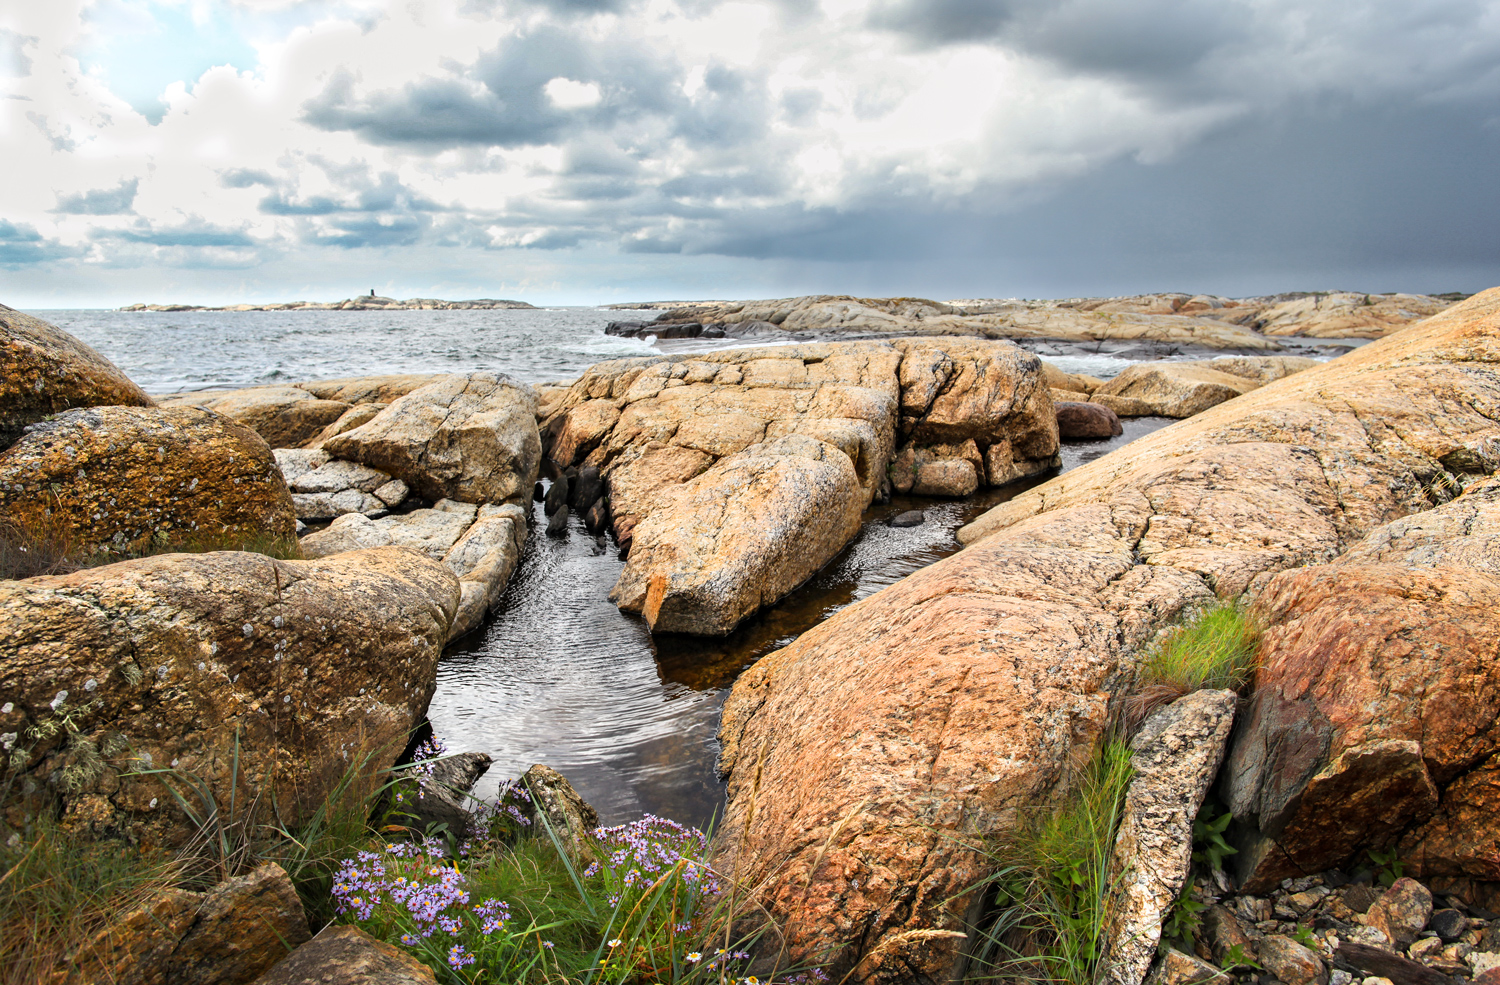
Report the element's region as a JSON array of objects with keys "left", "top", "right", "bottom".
[
  {"left": 0, "top": 820, "right": 182, "bottom": 985},
  {"left": 0, "top": 516, "right": 84, "bottom": 580},
  {"left": 1125, "top": 604, "right": 1259, "bottom": 731},
  {"left": 964, "top": 739, "right": 1135, "bottom": 985}
]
